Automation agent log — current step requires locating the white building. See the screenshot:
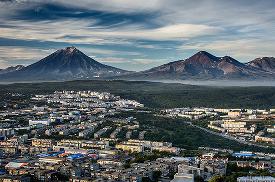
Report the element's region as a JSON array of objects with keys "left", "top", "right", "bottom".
[
  {"left": 171, "top": 173, "right": 194, "bottom": 182},
  {"left": 237, "top": 176, "right": 275, "bottom": 182},
  {"left": 29, "top": 120, "right": 50, "bottom": 126},
  {"left": 267, "top": 126, "right": 275, "bottom": 133}
]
